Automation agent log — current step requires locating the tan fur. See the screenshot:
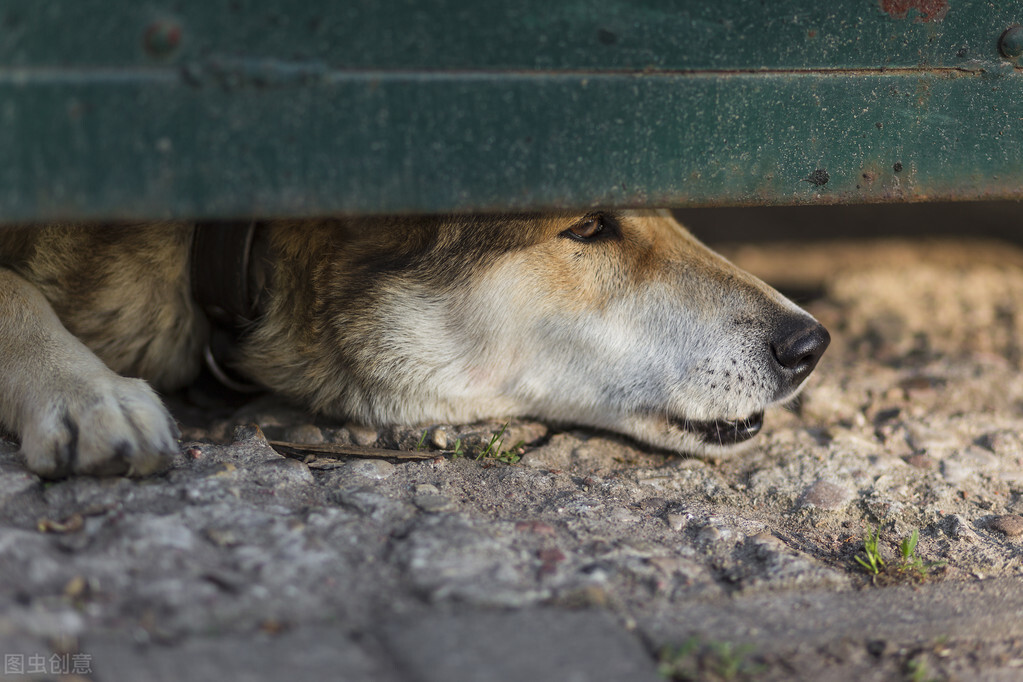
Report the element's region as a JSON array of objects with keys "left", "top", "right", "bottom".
[{"left": 0, "top": 210, "right": 827, "bottom": 477}]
